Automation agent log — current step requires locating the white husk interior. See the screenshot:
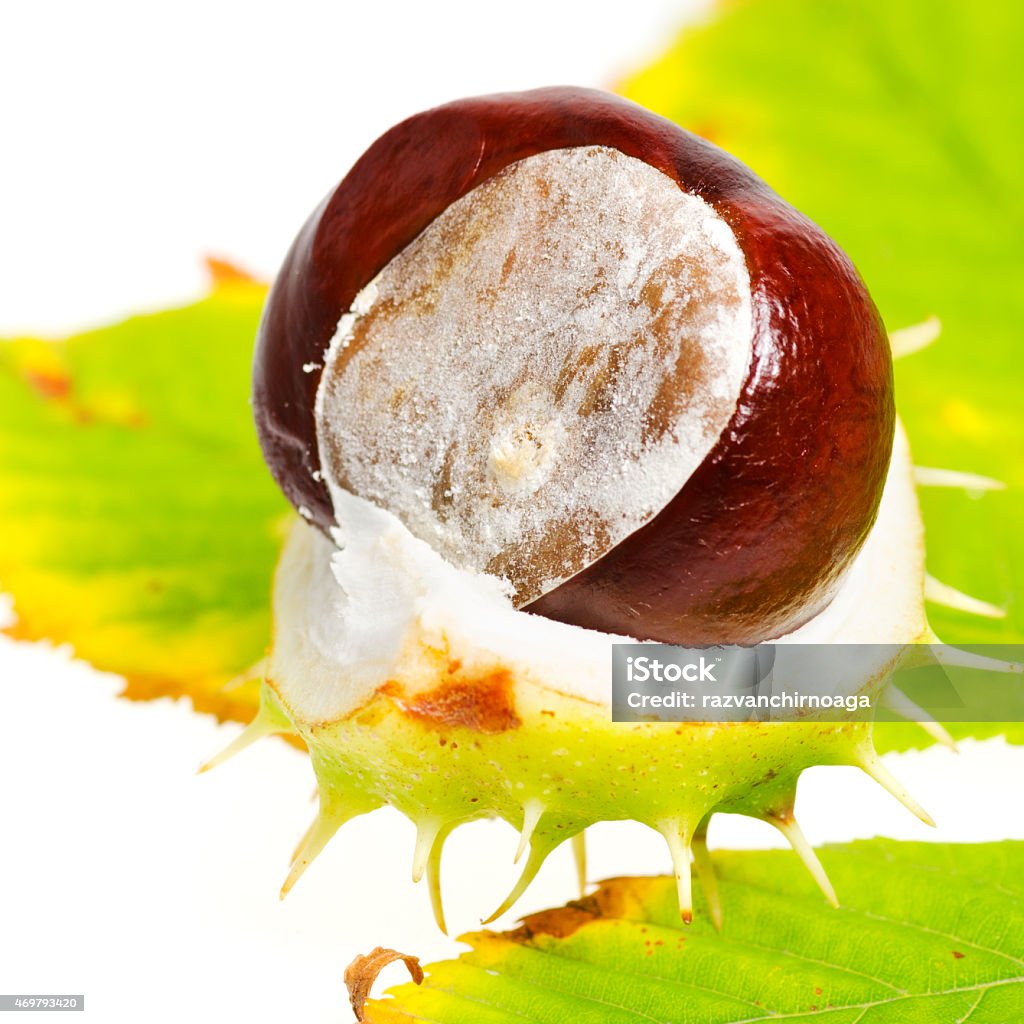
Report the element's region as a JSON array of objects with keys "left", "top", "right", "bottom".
[{"left": 269, "top": 423, "right": 925, "bottom": 725}]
